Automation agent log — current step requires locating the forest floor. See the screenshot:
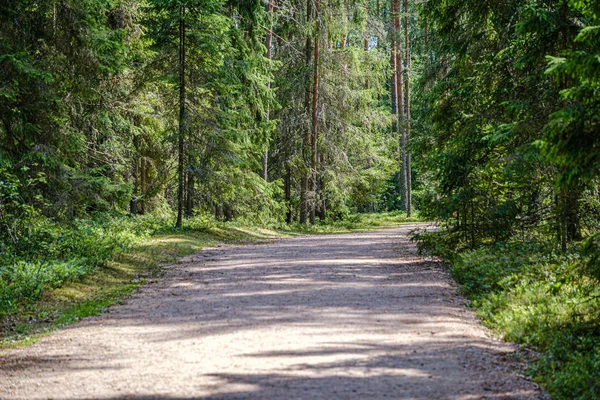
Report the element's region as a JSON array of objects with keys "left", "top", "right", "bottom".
[{"left": 0, "top": 224, "right": 542, "bottom": 399}]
